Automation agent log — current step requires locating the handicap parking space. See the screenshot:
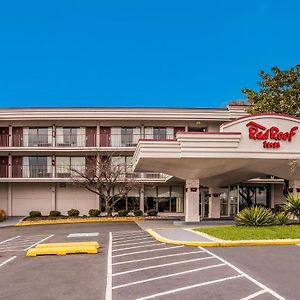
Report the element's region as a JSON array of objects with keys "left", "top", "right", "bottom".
[{"left": 109, "top": 231, "right": 285, "bottom": 300}]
